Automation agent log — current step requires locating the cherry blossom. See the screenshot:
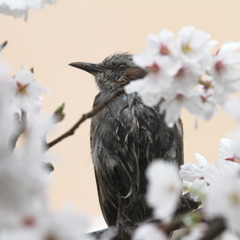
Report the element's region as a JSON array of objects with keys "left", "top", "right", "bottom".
[
  {"left": 218, "top": 138, "right": 240, "bottom": 163},
  {"left": 177, "top": 26, "right": 217, "bottom": 67},
  {"left": 39, "top": 208, "right": 92, "bottom": 240},
  {"left": 224, "top": 97, "right": 240, "bottom": 121},
  {"left": 204, "top": 175, "right": 240, "bottom": 234},
  {"left": 133, "top": 223, "right": 167, "bottom": 240},
  {"left": 10, "top": 69, "right": 47, "bottom": 113},
  {"left": 159, "top": 91, "right": 204, "bottom": 127},
  {"left": 211, "top": 42, "right": 240, "bottom": 104},
  {"left": 126, "top": 26, "right": 240, "bottom": 127},
  {"left": 180, "top": 138, "right": 240, "bottom": 203},
  {"left": 0, "top": 92, "right": 14, "bottom": 156},
  {"left": 220, "top": 231, "right": 239, "bottom": 240},
  {"left": 0, "top": 0, "right": 57, "bottom": 20},
  {"left": 180, "top": 153, "right": 214, "bottom": 201},
  {"left": 22, "top": 114, "right": 54, "bottom": 162},
  {"left": 0, "top": 158, "right": 48, "bottom": 228},
  {"left": 0, "top": 209, "right": 92, "bottom": 240},
  {"left": 182, "top": 223, "right": 208, "bottom": 240},
  {"left": 146, "top": 160, "right": 182, "bottom": 219}
]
